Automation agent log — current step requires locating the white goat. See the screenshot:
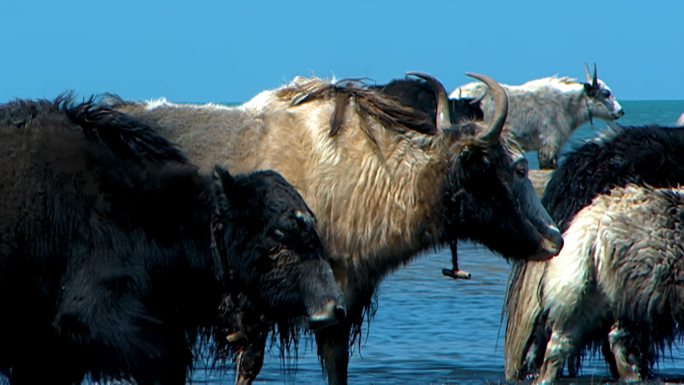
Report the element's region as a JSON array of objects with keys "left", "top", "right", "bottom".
[{"left": 450, "top": 65, "right": 624, "bottom": 169}]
